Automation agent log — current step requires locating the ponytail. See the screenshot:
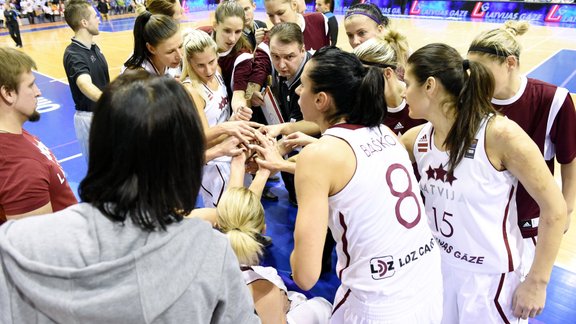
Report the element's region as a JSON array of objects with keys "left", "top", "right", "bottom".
[
  {"left": 445, "top": 59, "right": 496, "bottom": 175},
  {"left": 225, "top": 230, "right": 263, "bottom": 266},
  {"left": 125, "top": 11, "right": 154, "bottom": 69},
  {"left": 216, "top": 187, "right": 266, "bottom": 266},
  {"left": 350, "top": 66, "right": 386, "bottom": 127}
]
